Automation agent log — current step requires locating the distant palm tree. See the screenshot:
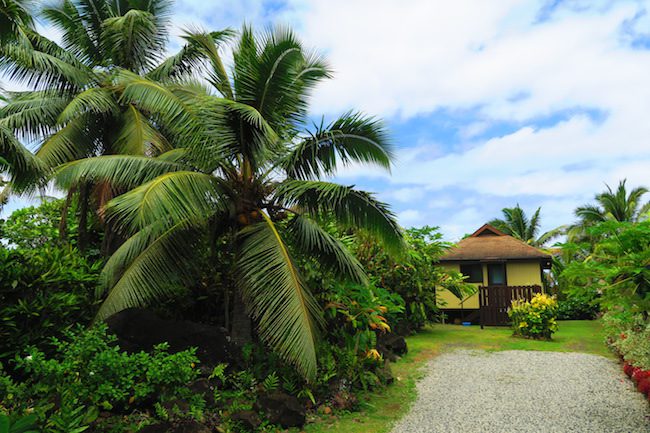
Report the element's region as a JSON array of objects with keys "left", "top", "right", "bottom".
[
  {"left": 489, "top": 204, "right": 563, "bottom": 247},
  {"left": 567, "top": 180, "right": 649, "bottom": 244},
  {"left": 56, "top": 26, "right": 404, "bottom": 380},
  {"left": 575, "top": 180, "right": 649, "bottom": 224}
]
